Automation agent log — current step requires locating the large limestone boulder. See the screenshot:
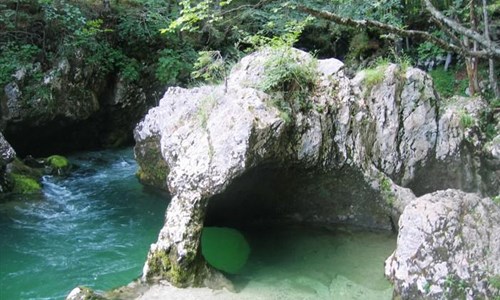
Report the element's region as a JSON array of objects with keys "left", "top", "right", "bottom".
[
  {"left": 133, "top": 48, "right": 497, "bottom": 292},
  {"left": 385, "top": 190, "right": 500, "bottom": 299}
]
